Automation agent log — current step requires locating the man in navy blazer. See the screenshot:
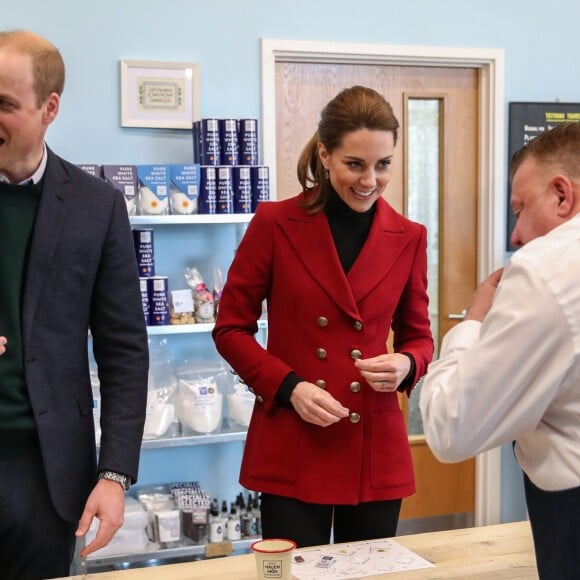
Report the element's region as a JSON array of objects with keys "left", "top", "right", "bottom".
[{"left": 0, "top": 30, "right": 148, "bottom": 579}]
